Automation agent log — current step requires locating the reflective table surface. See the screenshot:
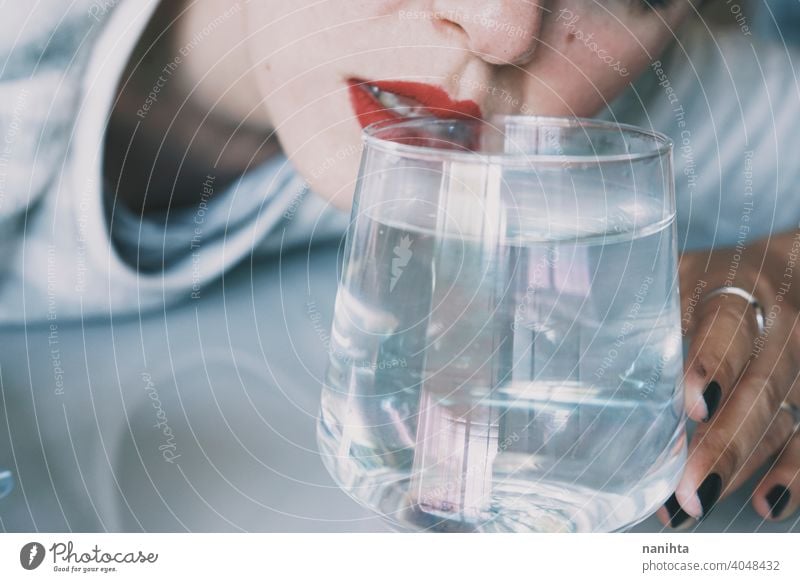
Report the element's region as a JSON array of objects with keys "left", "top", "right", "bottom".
[{"left": 0, "top": 243, "right": 796, "bottom": 532}]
